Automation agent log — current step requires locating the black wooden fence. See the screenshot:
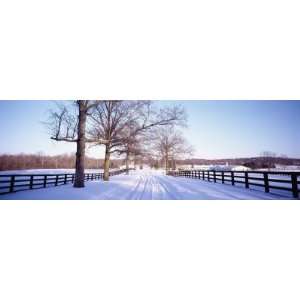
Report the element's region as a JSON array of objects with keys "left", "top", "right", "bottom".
[
  {"left": 167, "top": 170, "right": 300, "bottom": 199},
  {"left": 0, "top": 169, "right": 131, "bottom": 195}
]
